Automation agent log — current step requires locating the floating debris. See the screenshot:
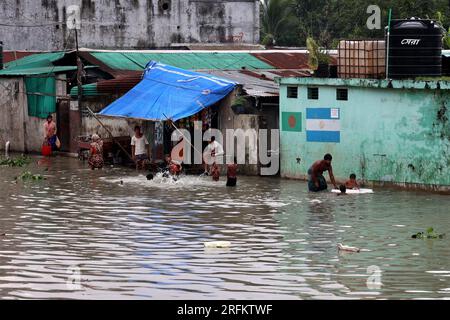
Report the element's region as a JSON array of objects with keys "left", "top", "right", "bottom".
[
  {"left": 15, "top": 171, "right": 45, "bottom": 181},
  {"left": 412, "top": 227, "right": 445, "bottom": 240},
  {"left": 0, "top": 155, "right": 31, "bottom": 167},
  {"left": 204, "top": 241, "right": 231, "bottom": 249},
  {"left": 337, "top": 243, "right": 361, "bottom": 253}
]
